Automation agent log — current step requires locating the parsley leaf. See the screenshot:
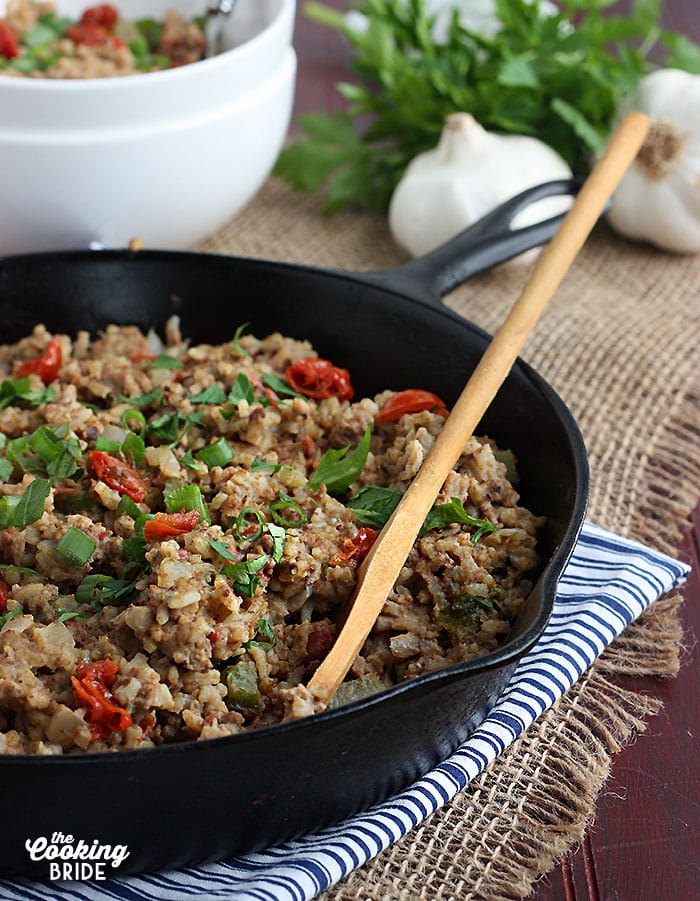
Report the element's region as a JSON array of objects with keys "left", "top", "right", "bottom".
[
  {"left": 144, "top": 355, "right": 183, "bottom": 369},
  {"left": 307, "top": 427, "right": 371, "bottom": 495},
  {"left": 190, "top": 385, "right": 227, "bottom": 405},
  {"left": 419, "top": 497, "right": 499, "bottom": 543},
  {"left": 275, "top": 0, "right": 700, "bottom": 213},
  {"left": 242, "top": 618, "right": 276, "bottom": 651},
  {"left": 346, "top": 488, "right": 499, "bottom": 543},
  {"left": 346, "top": 485, "right": 402, "bottom": 530},
  {"left": 228, "top": 373, "right": 256, "bottom": 406},
  {"left": 262, "top": 373, "right": 304, "bottom": 399},
  {"left": 221, "top": 555, "right": 268, "bottom": 598}
]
